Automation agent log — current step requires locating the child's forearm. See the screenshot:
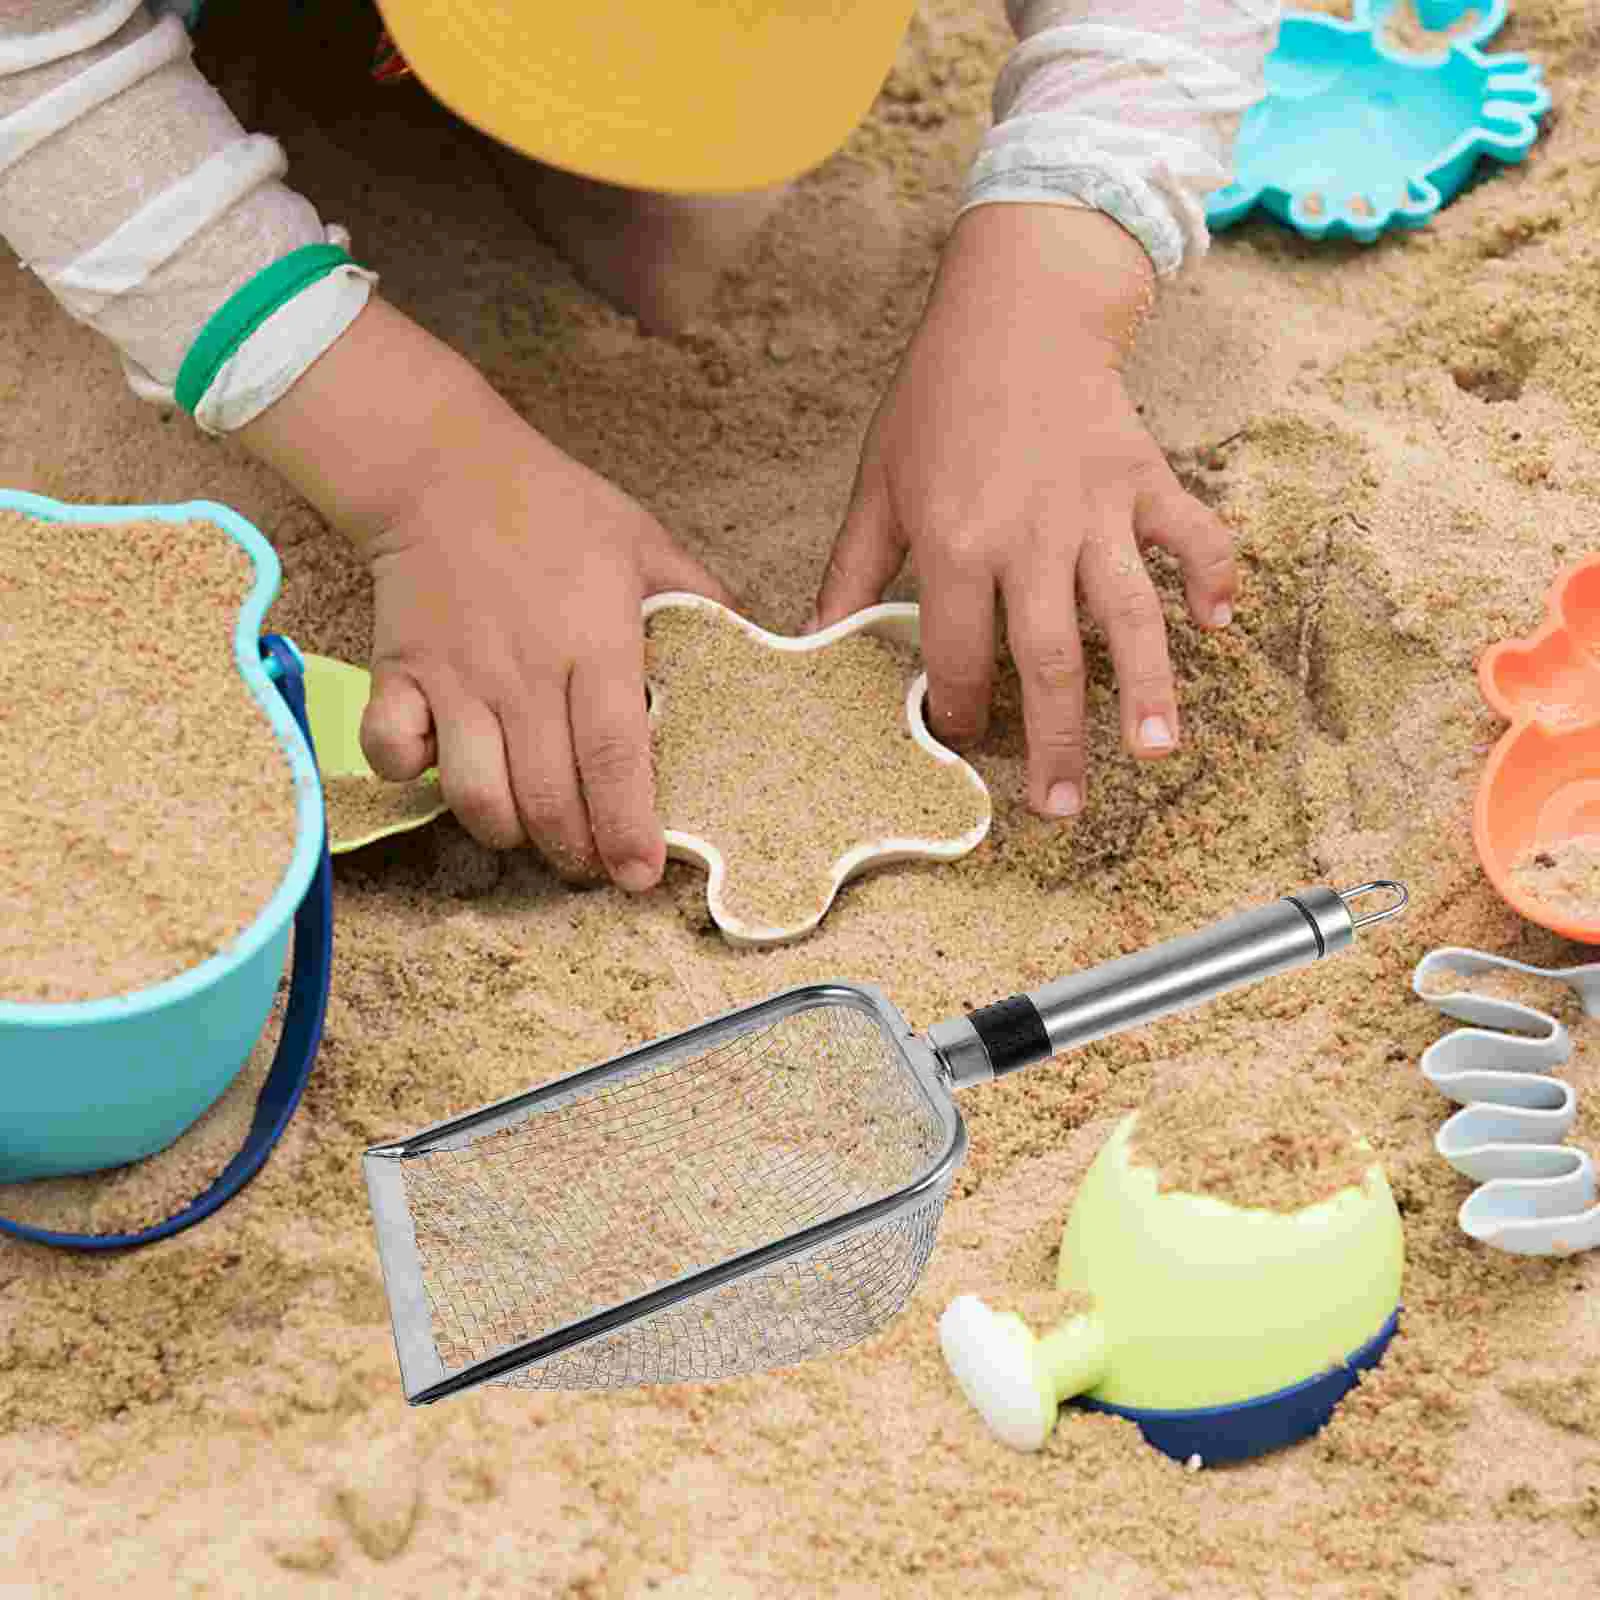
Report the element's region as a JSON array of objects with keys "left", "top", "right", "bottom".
[
  {"left": 933, "top": 202, "right": 1155, "bottom": 364},
  {"left": 235, "top": 295, "right": 518, "bottom": 555},
  {"left": 965, "top": 0, "right": 1279, "bottom": 278}
]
